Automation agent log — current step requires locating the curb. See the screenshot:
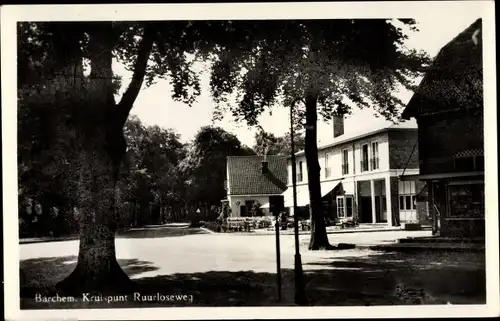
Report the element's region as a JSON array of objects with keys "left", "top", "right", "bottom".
[
  {"left": 19, "top": 236, "right": 79, "bottom": 245},
  {"left": 356, "top": 243, "right": 485, "bottom": 253},
  {"left": 249, "top": 227, "right": 407, "bottom": 236}
]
